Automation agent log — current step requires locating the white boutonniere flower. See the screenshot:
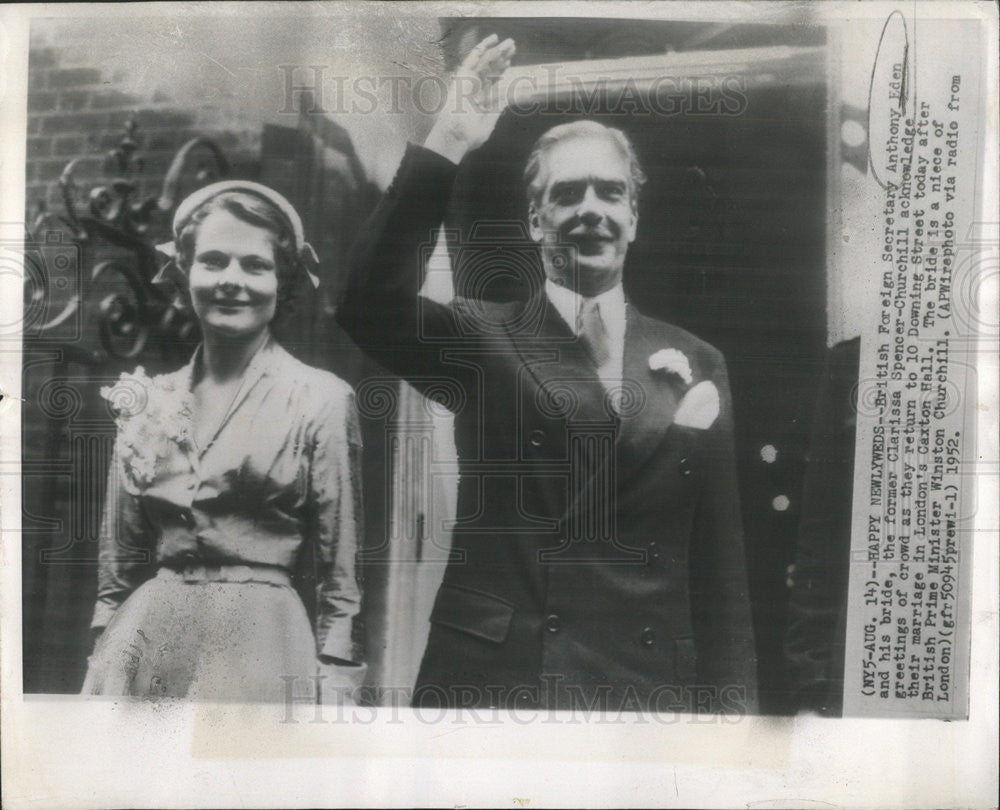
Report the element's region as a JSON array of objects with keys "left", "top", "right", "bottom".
[
  {"left": 101, "top": 367, "right": 192, "bottom": 491},
  {"left": 648, "top": 348, "right": 693, "bottom": 385}
]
